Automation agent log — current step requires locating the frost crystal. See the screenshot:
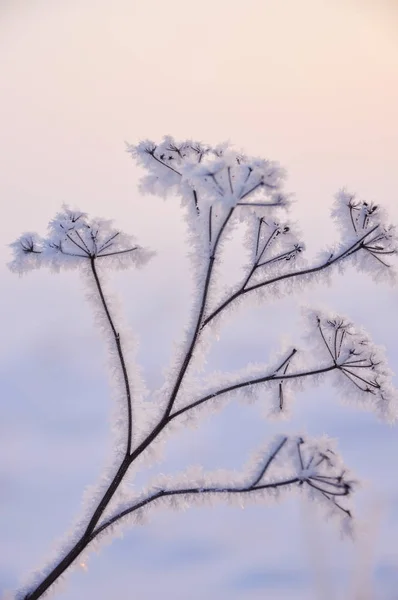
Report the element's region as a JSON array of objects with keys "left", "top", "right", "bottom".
[
  {"left": 9, "top": 205, "right": 154, "bottom": 274},
  {"left": 8, "top": 138, "right": 398, "bottom": 600}
]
